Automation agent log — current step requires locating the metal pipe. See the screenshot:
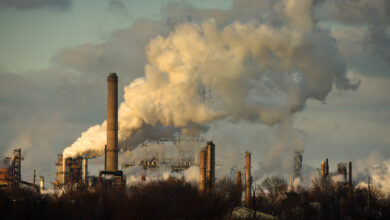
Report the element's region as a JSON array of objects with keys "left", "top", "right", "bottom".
[{"left": 106, "top": 73, "right": 118, "bottom": 172}]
